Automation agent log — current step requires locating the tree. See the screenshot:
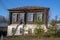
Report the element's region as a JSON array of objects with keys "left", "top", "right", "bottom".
[
  {"left": 50, "top": 19, "right": 56, "bottom": 26},
  {"left": 0, "top": 15, "right": 6, "bottom": 23},
  {"left": 45, "top": 19, "right": 57, "bottom": 37},
  {"left": 34, "top": 19, "right": 45, "bottom": 35}
]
